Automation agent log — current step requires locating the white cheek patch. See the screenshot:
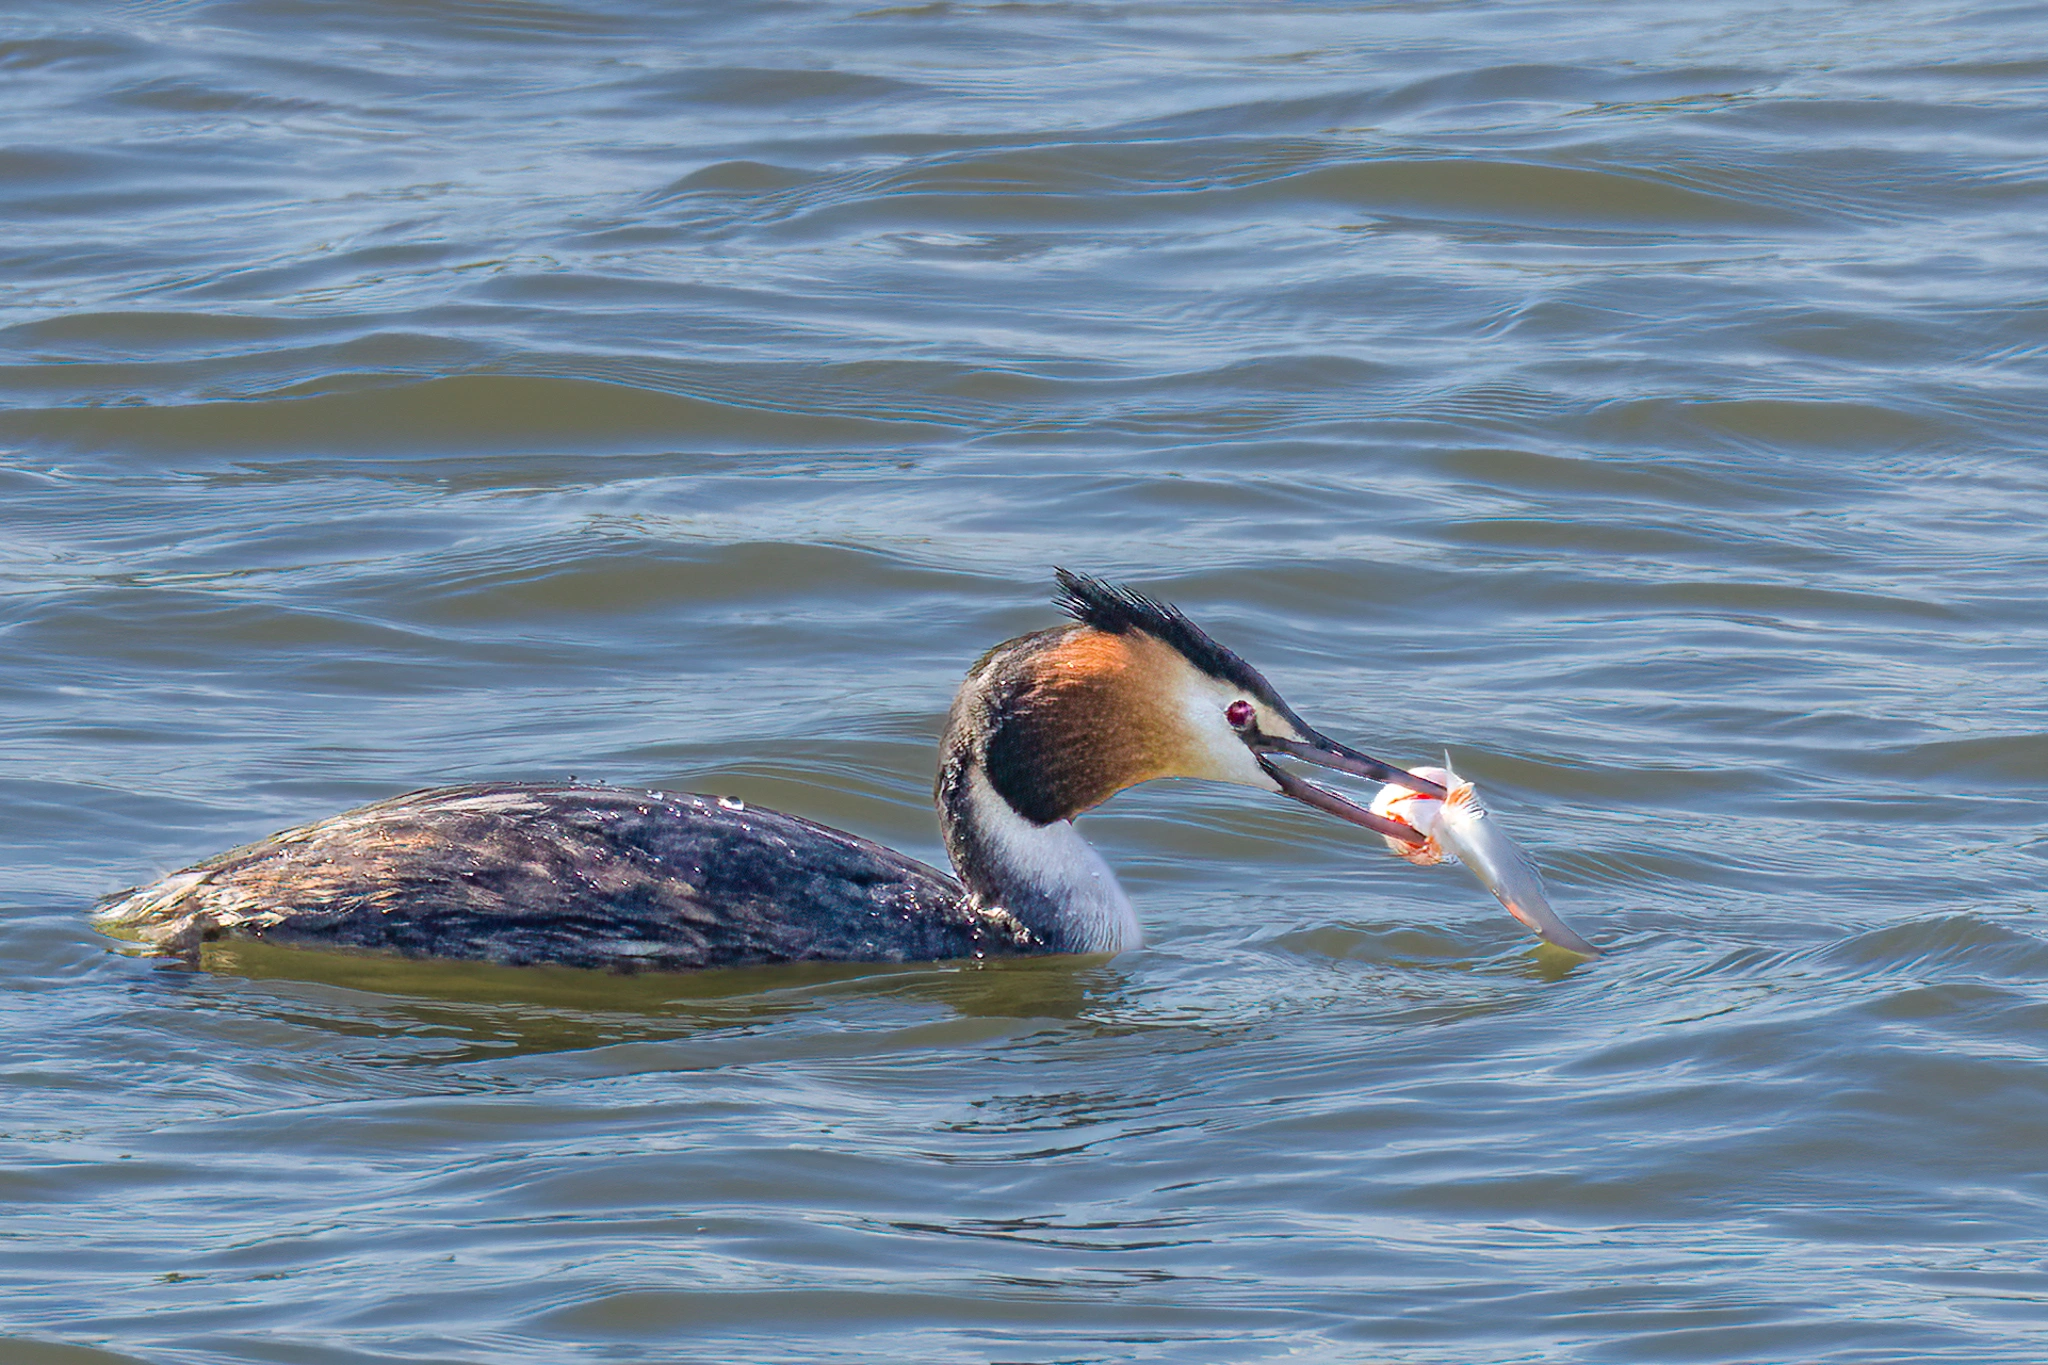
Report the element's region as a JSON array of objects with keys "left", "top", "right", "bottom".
[{"left": 1167, "top": 675, "right": 1279, "bottom": 790}]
